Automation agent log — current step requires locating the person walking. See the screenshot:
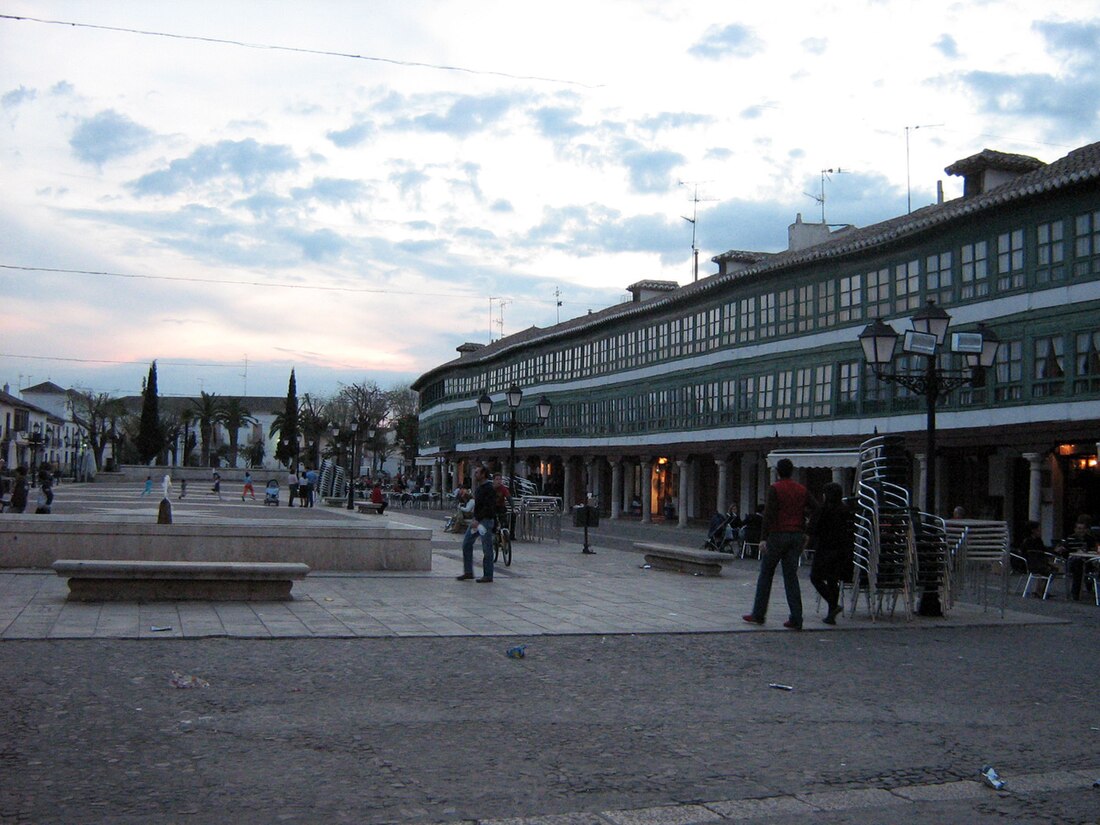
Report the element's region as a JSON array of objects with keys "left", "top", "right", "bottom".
[
  {"left": 161, "top": 473, "right": 173, "bottom": 499},
  {"left": 211, "top": 472, "right": 223, "bottom": 501},
  {"left": 287, "top": 469, "right": 299, "bottom": 507},
  {"left": 10, "top": 467, "right": 29, "bottom": 513},
  {"left": 178, "top": 479, "right": 187, "bottom": 500},
  {"left": 304, "top": 467, "right": 318, "bottom": 507},
  {"left": 140, "top": 475, "right": 153, "bottom": 496},
  {"left": 456, "top": 465, "right": 497, "bottom": 583},
  {"left": 807, "top": 482, "right": 853, "bottom": 625},
  {"left": 743, "top": 458, "right": 817, "bottom": 630},
  {"left": 242, "top": 471, "right": 256, "bottom": 501}
]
